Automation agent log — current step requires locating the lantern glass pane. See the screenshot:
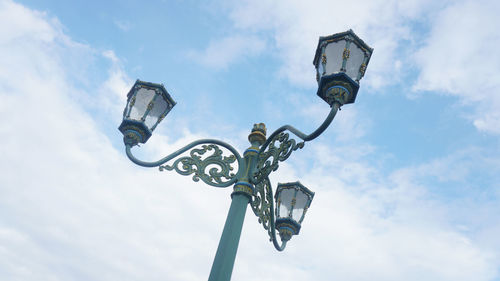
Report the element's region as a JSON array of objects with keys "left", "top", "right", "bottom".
[
  {"left": 124, "top": 96, "right": 132, "bottom": 118},
  {"left": 129, "top": 88, "right": 156, "bottom": 121},
  {"left": 324, "top": 40, "right": 345, "bottom": 75},
  {"left": 278, "top": 188, "right": 295, "bottom": 218},
  {"left": 317, "top": 62, "right": 324, "bottom": 78},
  {"left": 346, "top": 43, "right": 365, "bottom": 80},
  {"left": 292, "top": 191, "right": 309, "bottom": 222},
  {"left": 144, "top": 95, "right": 169, "bottom": 129}
]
